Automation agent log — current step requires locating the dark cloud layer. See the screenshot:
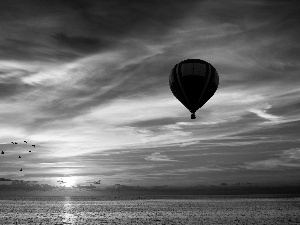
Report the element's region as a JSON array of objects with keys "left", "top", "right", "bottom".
[
  {"left": 0, "top": 0, "right": 202, "bottom": 61},
  {"left": 53, "top": 33, "right": 109, "bottom": 54}
]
